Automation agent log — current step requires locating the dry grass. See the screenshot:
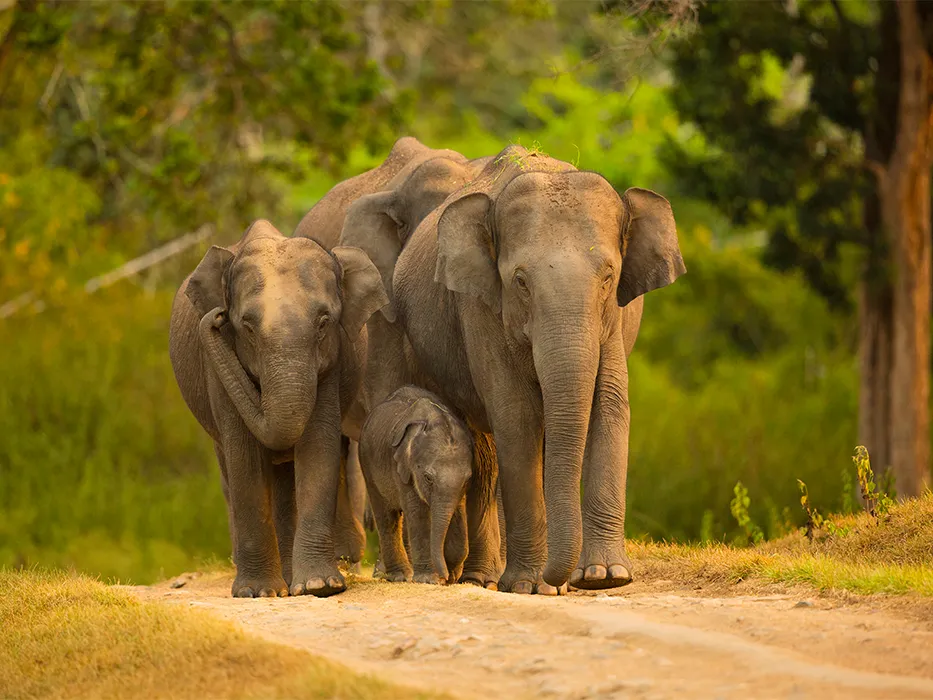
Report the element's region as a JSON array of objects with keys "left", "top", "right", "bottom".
[
  {"left": 0, "top": 568, "right": 444, "bottom": 700},
  {"left": 631, "top": 493, "right": 933, "bottom": 597}
]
